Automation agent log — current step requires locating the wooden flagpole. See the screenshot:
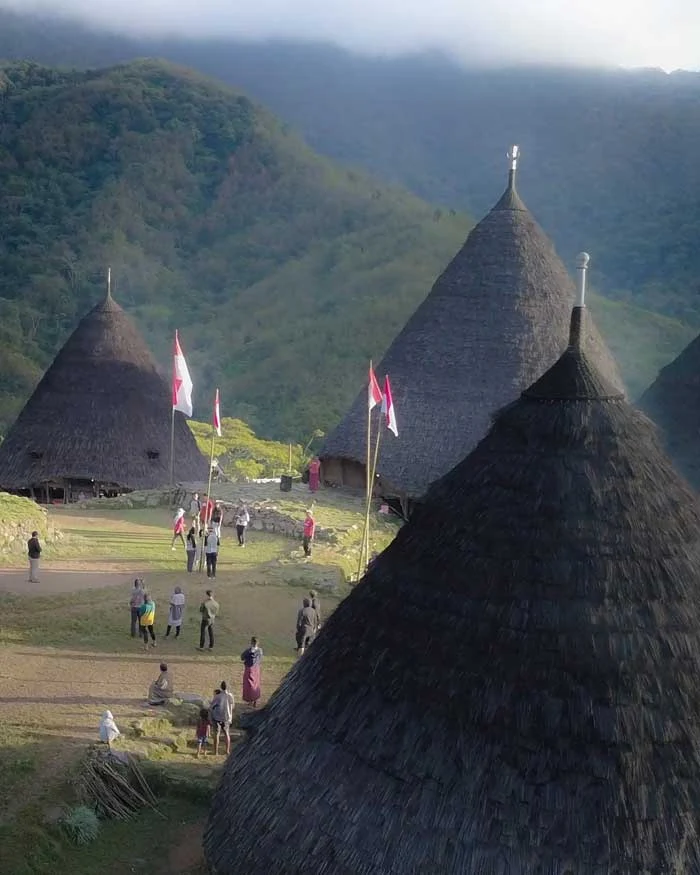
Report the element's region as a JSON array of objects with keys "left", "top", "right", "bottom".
[
  {"left": 357, "top": 422, "right": 383, "bottom": 580},
  {"left": 168, "top": 406, "right": 176, "bottom": 508},
  {"left": 199, "top": 390, "right": 218, "bottom": 572}
]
